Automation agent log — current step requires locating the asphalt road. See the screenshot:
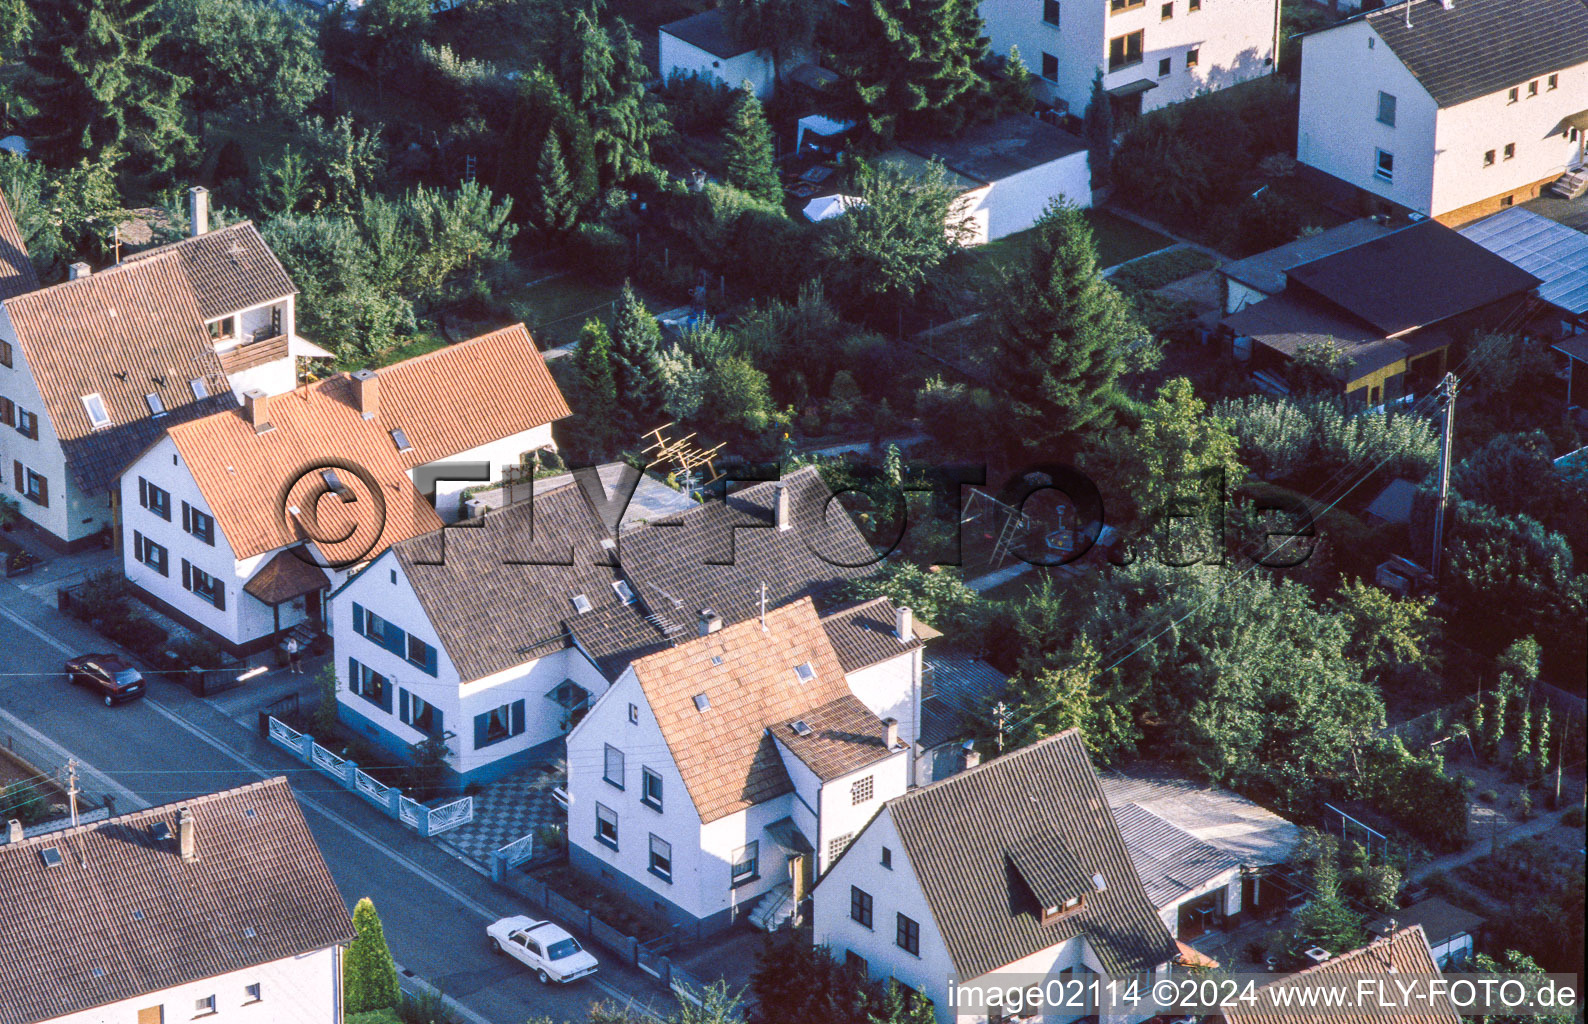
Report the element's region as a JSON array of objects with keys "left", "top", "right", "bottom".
[{"left": 0, "top": 591, "right": 674, "bottom": 1024}]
